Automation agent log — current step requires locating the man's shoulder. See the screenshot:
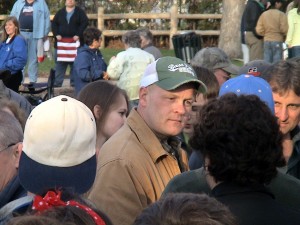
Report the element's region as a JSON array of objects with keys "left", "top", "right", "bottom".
[
  {"left": 54, "top": 7, "right": 66, "bottom": 15},
  {"left": 99, "top": 123, "right": 141, "bottom": 161},
  {"left": 99, "top": 111, "right": 161, "bottom": 166},
  {"left": 144, "top": 45, "right": 161, "bottom": 54},
  {"left": 163, "top": 168, "right": 210, "bottom": 195},
  {"left": 272, "top": 9, "right": 287, "bottom": 17},
  {"left": 246, "top": 0, "right": 263, "bottom": 11},
  {"left": 128, "top": 48, "right": 153, "bottom": 58},
  {"left": 75, "top": 6, "right": 87, "bottom": 14},
  {"left": 268, "top": 170, "right": 300, "bottom": 210}
]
